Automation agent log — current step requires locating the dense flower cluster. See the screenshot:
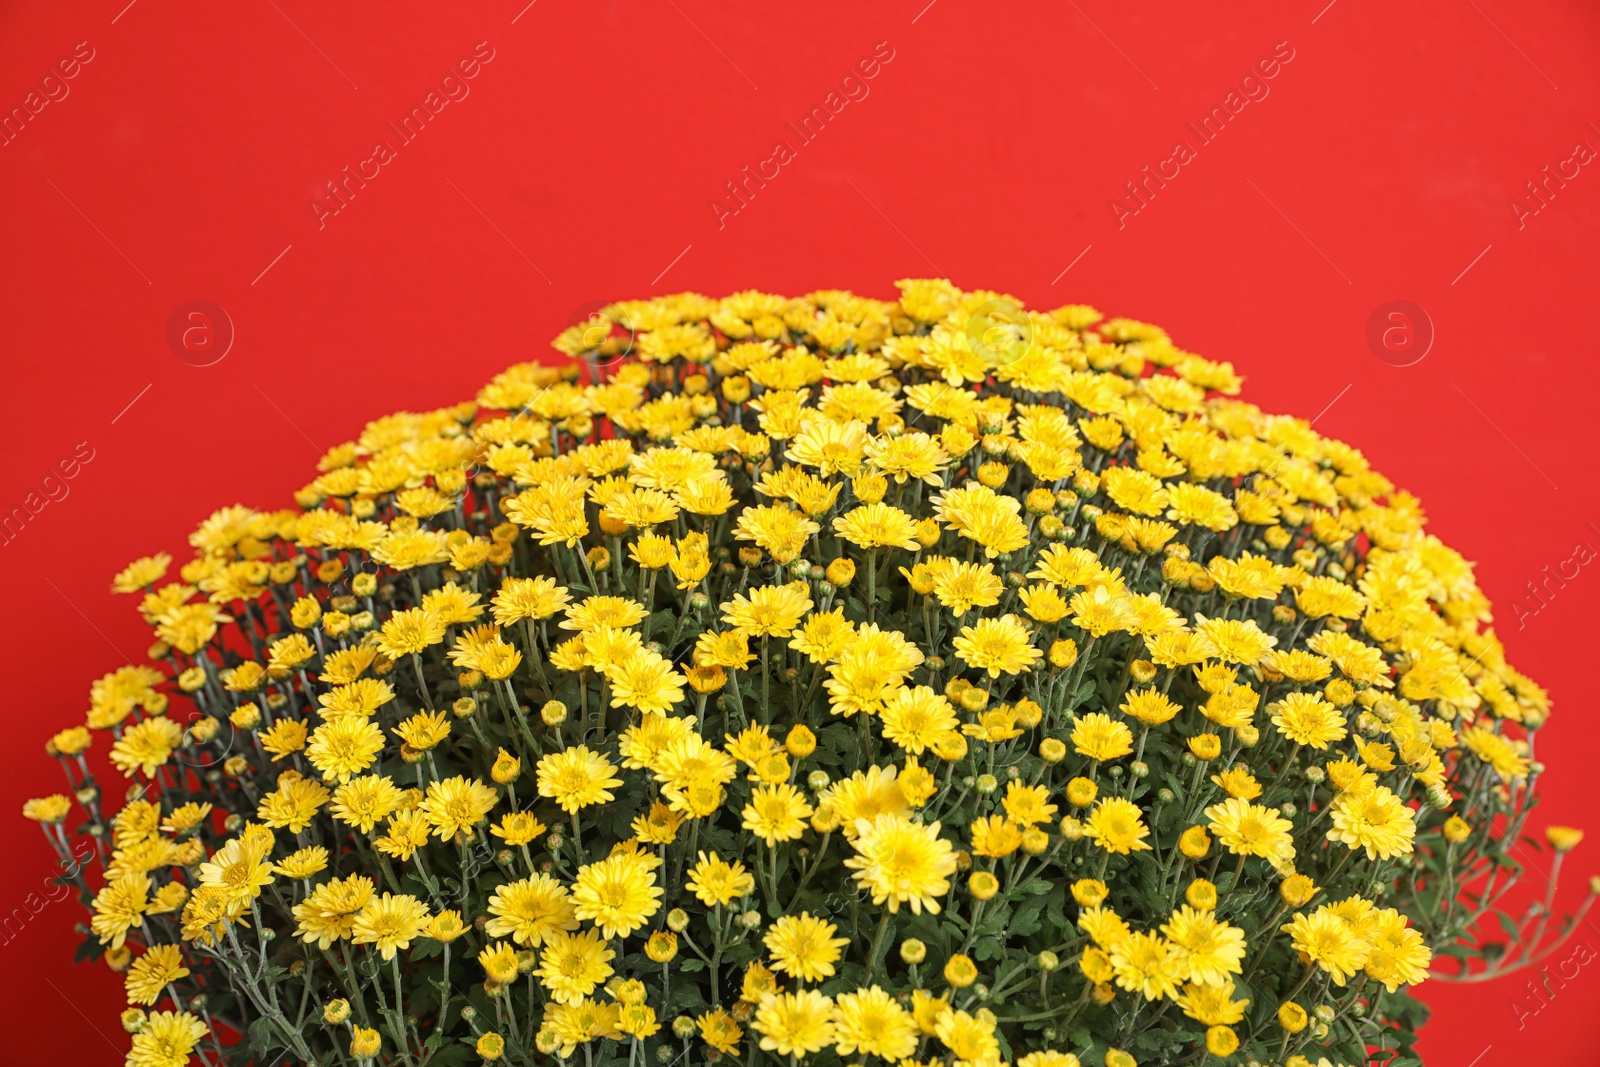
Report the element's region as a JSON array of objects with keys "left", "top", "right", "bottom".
[{"left": 27, "top": 282, "right": 1591, "bottom": 1067}]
